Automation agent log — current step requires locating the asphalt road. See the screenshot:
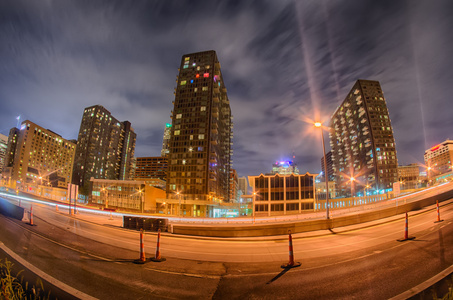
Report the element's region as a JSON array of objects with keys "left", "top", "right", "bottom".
[{"left": 0, "top": 194, "right": 452, "bottom": 299}]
